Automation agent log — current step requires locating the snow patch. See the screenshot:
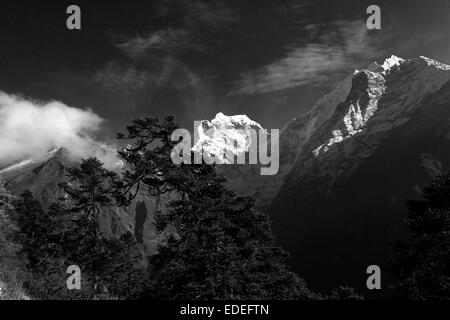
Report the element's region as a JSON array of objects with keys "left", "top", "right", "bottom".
[
  {"left": 0, "top": 159, "right": 33, "bottom": 174},
  {"left": 380, "top": 55, "right": 405, "bottom": 72},
  {"left": 313, "top": 71, "right": 386, "bottom": 157},
  {"left": 419, "top": 56, "right": 450, "bottom": 70},
  {"left": 192, "top": 112, "right": 266, "bottom": 164}
]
